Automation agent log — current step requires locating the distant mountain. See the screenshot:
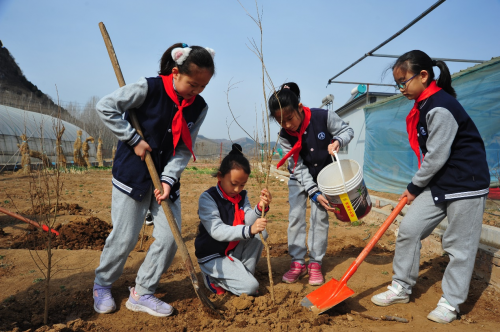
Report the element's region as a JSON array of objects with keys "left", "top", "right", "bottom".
[{"left": 197, "top": 135, "right": 280, "bottom": 154}]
